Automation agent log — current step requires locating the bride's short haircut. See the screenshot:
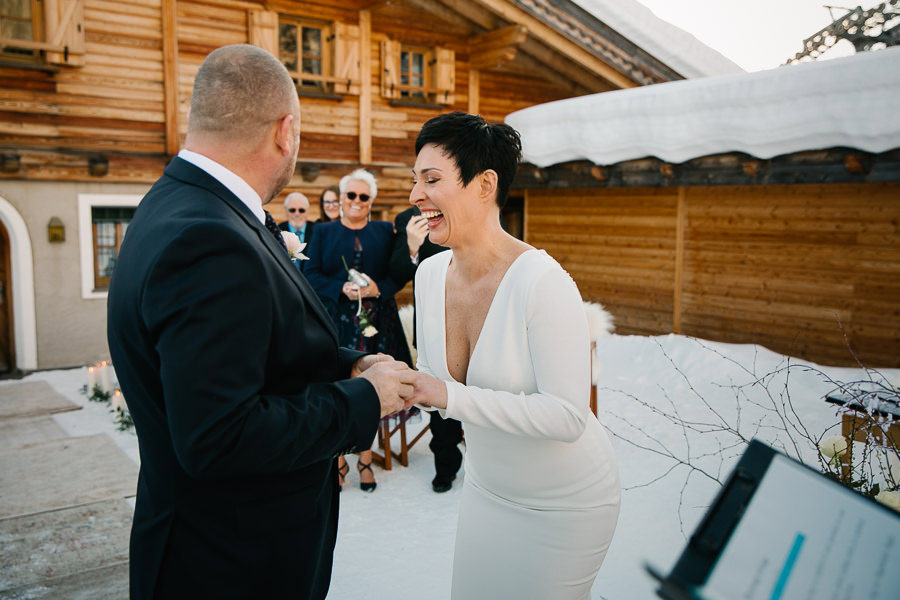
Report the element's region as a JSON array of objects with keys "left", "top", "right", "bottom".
[{"left": 415, "top": 111, "right": 522, "bottom": 209}]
